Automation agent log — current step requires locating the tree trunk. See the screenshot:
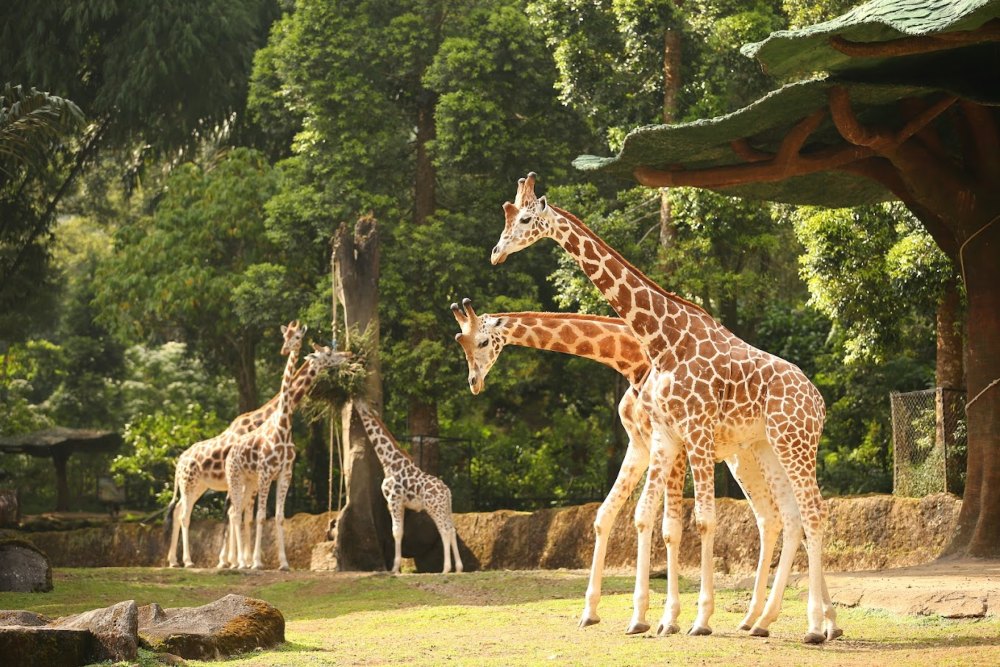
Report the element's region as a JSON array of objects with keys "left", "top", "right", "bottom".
[
  {"left": 304, "top": 420, "right": 327, "bottom": 511},
  {"left": 407, "top": 397, "right": 440, "bottom": 475},
  {"left": 331, "top": 216, "right": 392, "bottom": 571},
  {"left": 234, "top": 336, "right": 258, "bottom": 414},
  {"left": 936, "top": 276, "right": 964, "bottom": 391},
  {"left": 657, "top": 28, "right": 682, "bottom": 262},
  {"left": 52, "top": 450, "right": 70, "bottom": 512},
  {"left": 960, "top": 219, "right": 1000, "bottom": 557}
]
